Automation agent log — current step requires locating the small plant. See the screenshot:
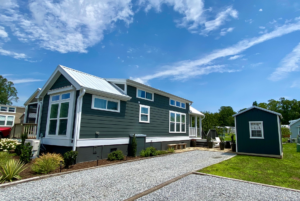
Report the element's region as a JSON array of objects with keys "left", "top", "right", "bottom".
[
  {"left": 282, "top": 138, "right": 288, "bottom": 143},
  {"left": 63, "top": 151, "right": 78, "bottom": 168},
  {"left": 107, "top": 150, "right": 124, "bottom": 161},
  {"left": 219, "top": 135, "right": 225, "bottom": 143},
  {"left": 20, "top": 143, "right": 33, "bottom": 164},
  {"left": 32, "top": 153, "right": 64, "bottom": 174},
  {"left": 21, "top": 133, "right": 28, "bottom": 145},
  {"left": 167, "top": 148, "right": 175, "bottom": 153},
  {"left": 140, "top": 147, "right": 157, "bottom": 157},
  {"left": 15, "top": 144, "right": 23, "bottom": 156},
  {"left": 0, "top": 139, "right": 20, "bottom": 152},
  {"left": 231, "top": 134, "right": 236, "bottom": 143},
  {"left": 0, "top": 159, "right": 27, "bottom": 182},
  {"left": 281, "top": 127, "right": 291, "bottom": 138},
  {"left": 129, "top": 134, "right": 137, "bottom": 157},
  {"left": 156, "top": 150, "right": 168, "bottom": 155}
]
